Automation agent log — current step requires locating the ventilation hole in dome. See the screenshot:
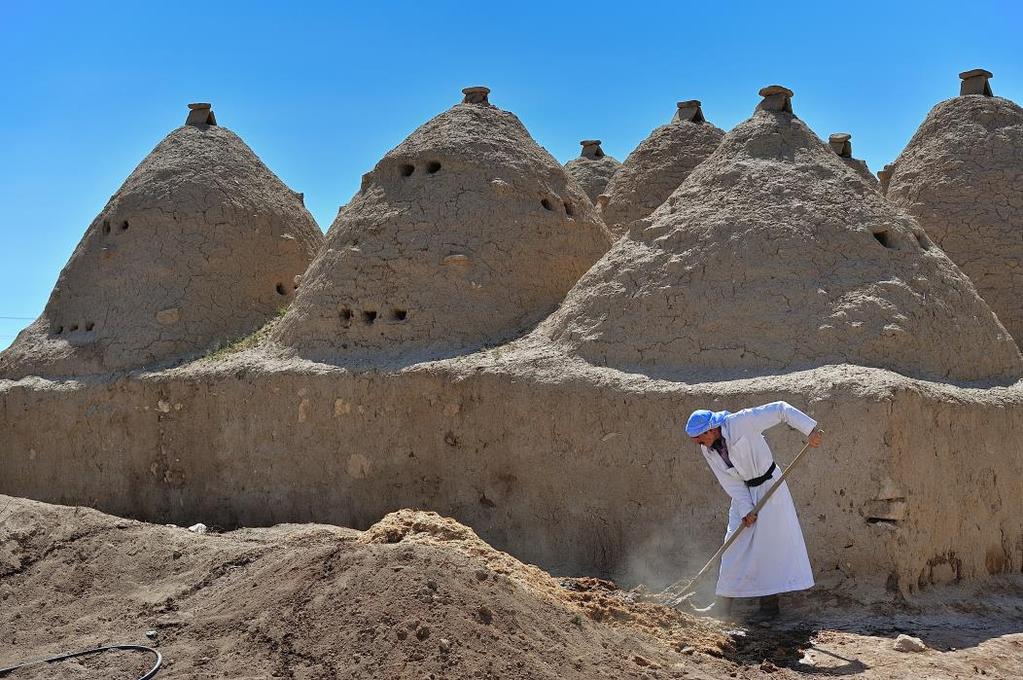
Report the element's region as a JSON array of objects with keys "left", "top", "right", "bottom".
[
  {"left": 102, "top": 220, "right": 111, "bottom": 235},
  {"left": 69, "top": 324, "right": 79, "bottom": 332},
  {"left": 400, "top": 164, "right": 415, "bottom": 177},
  {"left": 362, "top": 310, "right": 377, "bottom": 324},
  {"left": 120, "top": 221, "right": 129, "bottom": 231},
  {"left": 914, "top": 232, "right": 931, "bottom": 250},
  {"left": 426, "top": 161, "right": 441, "bottom": 174},
  {"left": 55, "top": 325, "right": 64, "bottom": 335},
  {"left": 85, "top": 322, "right": 94, "bottom": 331},
  {"left": 541, "top": 198, "right": 553, "bottom": 211},
  {"left": 594, "top": 149, "right": 605, "bottom": 159},
  {"left": 340, "top": 307, "right": 353, "bottom": 323},
  {"left": 276, "top": 283, "right": 287, "bottom": 296},
  {"left": 391, "top": 308, "right": 408, "bottom": 322},
  {"left": 872, "top": 230, "right": 894, "bottom": 249},
  {"left": 564, "top": 201, "right": 575, "bottom": 217}
]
